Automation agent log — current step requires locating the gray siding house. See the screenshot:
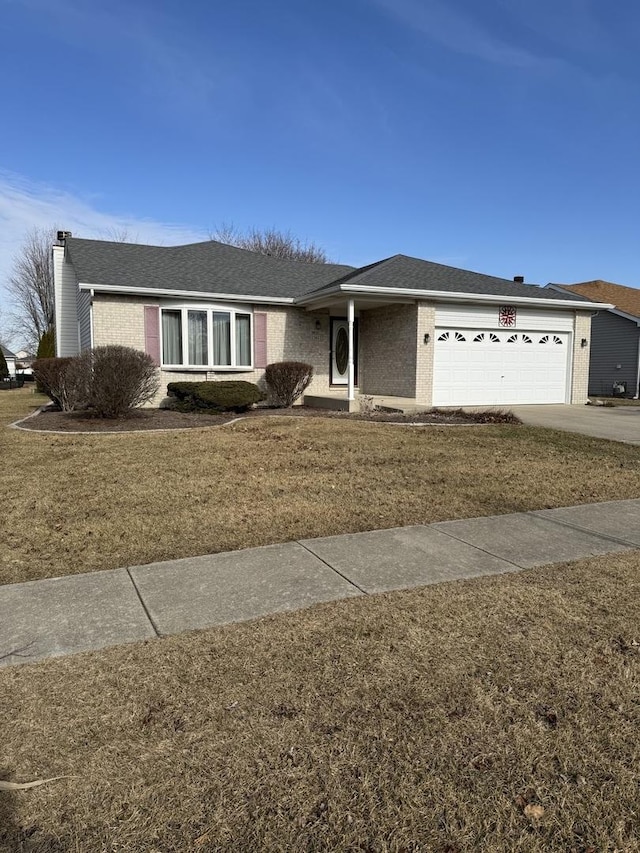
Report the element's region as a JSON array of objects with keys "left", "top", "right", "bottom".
[{"left": 549, "top": 281, "right": 640, "bottom": 398}]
